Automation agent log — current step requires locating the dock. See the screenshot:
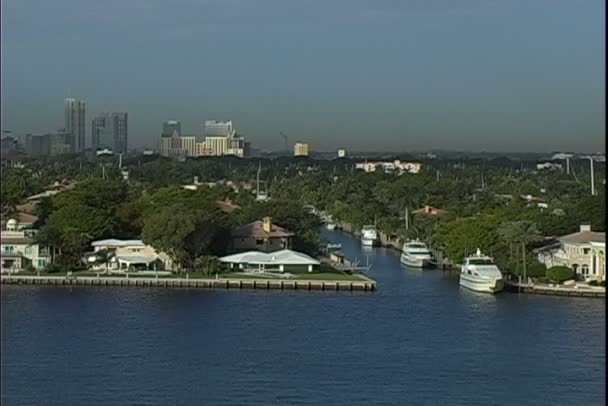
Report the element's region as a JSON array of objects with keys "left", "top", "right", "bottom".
[
  {"left": 504, "top": 280, "right": 605, "bottom": 298},
  {"left": 0, "top": 275, "right": 376, "bottom": 292}
]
